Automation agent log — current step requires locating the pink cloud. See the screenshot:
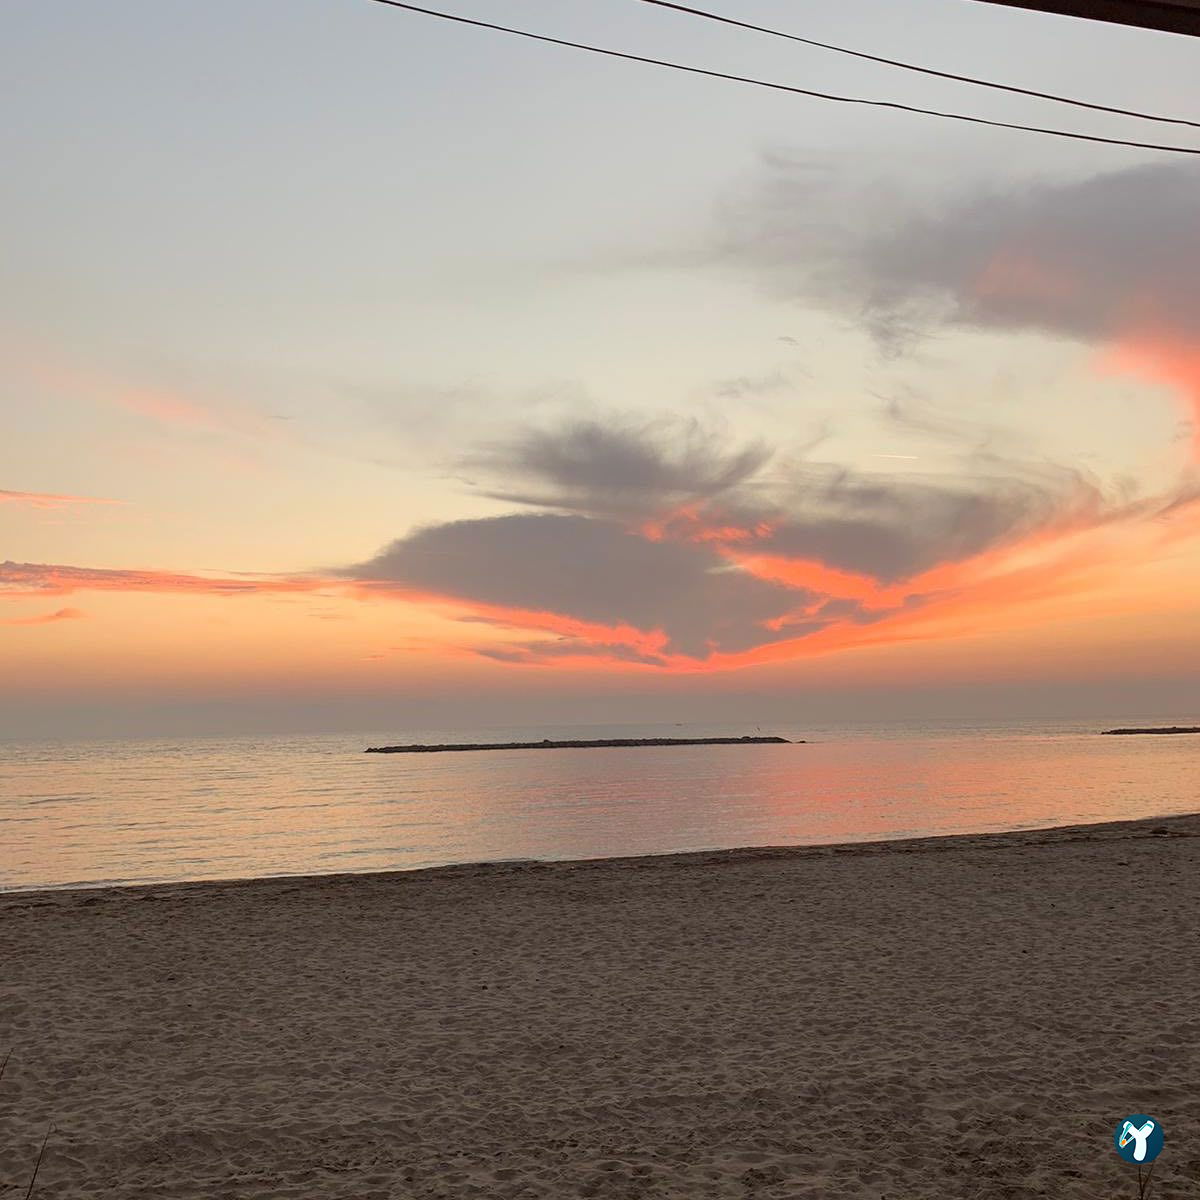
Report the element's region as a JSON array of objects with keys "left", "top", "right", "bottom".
[
  {"left": 19, "top": 355, "right": 271, "bottom": 439},
  {"left": 1, "top": 606, "right": 86, "bottom": 627},
  {"left": 0, "top": 489, "right": 125, "bottom": 511},
  {"left": 1101, "top": 336, "right": 1200, "bottom": 459},
  {"left": 114, "top": 386, "right": 252, "bottom": 434}
]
